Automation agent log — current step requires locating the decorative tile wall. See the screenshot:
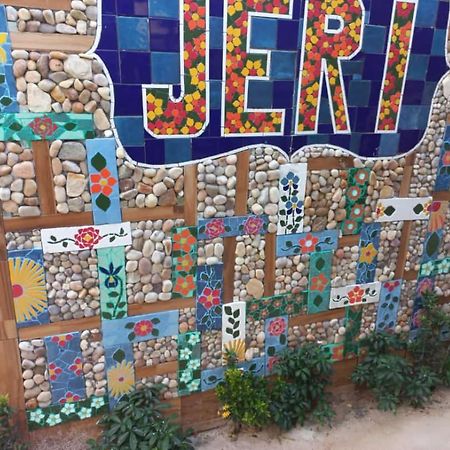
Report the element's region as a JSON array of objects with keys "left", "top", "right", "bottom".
[
  {"left": 276, "top": 230, "right": 339, "bottom": 257},
  {"left": 329, "top": 282, "right": 381, "bottom": 310},
  {"left": 375, "top": 197, "right": 433, "bottom": 222},
  {"left": 178, "top": 332, "right": 201, "bottom": 396},
  {"left": 307, "top": 251, "right": 333, "bottom": 314},
  {"left": 196, "top": 264, "right": 223, "bottom": 331},
  {"left": 356, "top": 223, "right": 381, "bottom": 284},
  {"left": 376, "top": 280, "right": 402, "bottom": 332},
  {"left": 265, "top": 315, "right": 288, "bottom": 375},
  {"left": 197, "top": 215, "right": 269, "bottom": 240}
]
